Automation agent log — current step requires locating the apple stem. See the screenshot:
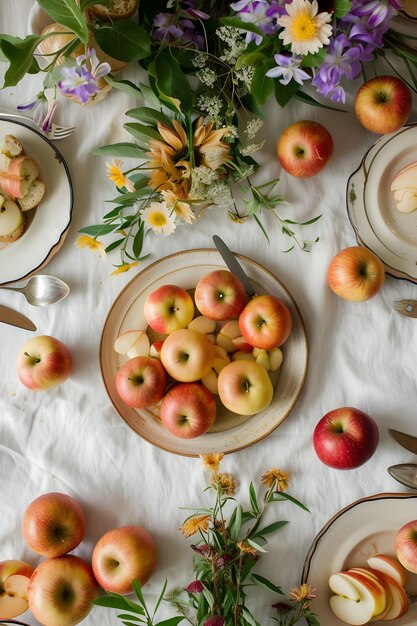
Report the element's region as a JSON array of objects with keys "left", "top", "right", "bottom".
[{"left": 24, "top": 351, "right": 41, "bottom": 364}]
